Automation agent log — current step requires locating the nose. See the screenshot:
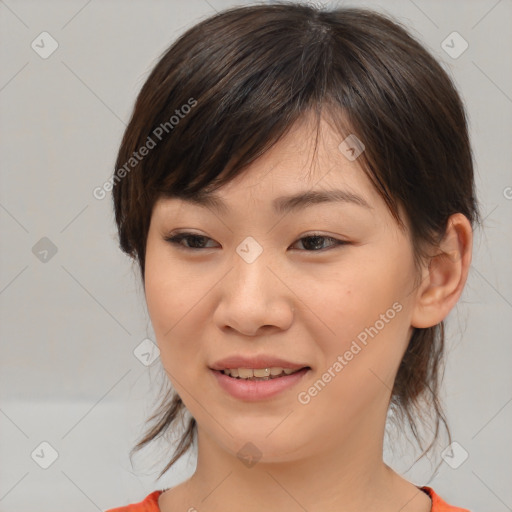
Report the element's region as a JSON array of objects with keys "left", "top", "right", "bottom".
[{"left": 212, "top": 250, "right": 295, "bottom": 336}]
